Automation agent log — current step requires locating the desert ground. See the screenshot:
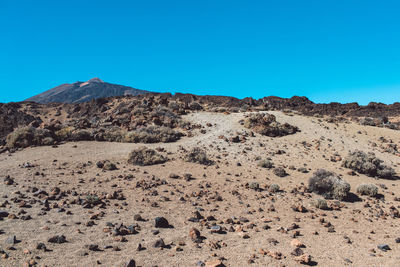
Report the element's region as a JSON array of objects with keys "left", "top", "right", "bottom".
[{"left": 1, "top": 110, "right": 400, "bottom": 267}]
